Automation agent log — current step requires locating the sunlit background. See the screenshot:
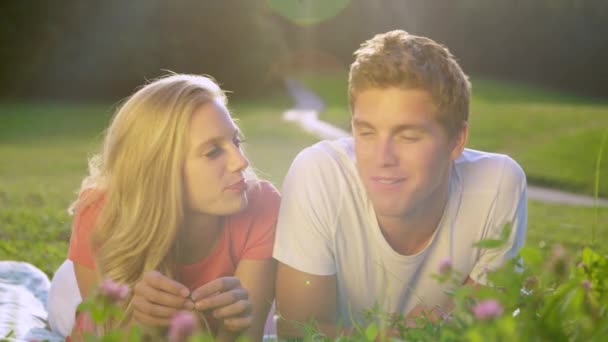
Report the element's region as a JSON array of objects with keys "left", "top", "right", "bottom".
[
  {"left": 2, "top": 0, "right": 607, "bottom": 100},
  {"left": 1, "top": 0, "right": 607, "bottom": 275}
]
